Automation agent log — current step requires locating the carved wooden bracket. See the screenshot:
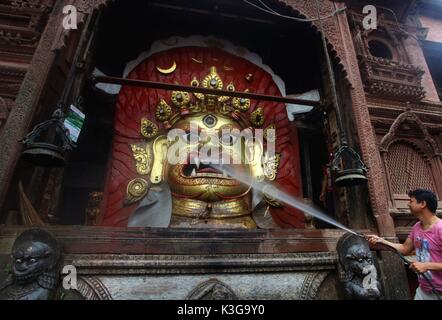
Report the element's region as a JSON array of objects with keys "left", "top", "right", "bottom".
[{"left": 0, "top": 0, "right": 56, "bottom": 101}]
